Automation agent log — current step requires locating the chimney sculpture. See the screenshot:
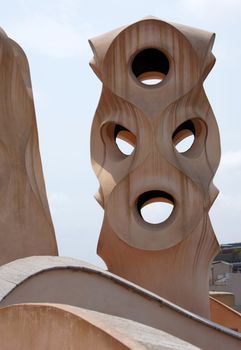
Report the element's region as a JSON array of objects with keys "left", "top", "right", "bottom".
[
  {"left": 89, "top": 17, "right": 221, "bottom": 318},
  {"left": 0, "top": 28, "right": 58, "bottom": 265}
]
